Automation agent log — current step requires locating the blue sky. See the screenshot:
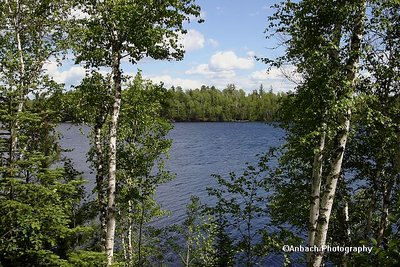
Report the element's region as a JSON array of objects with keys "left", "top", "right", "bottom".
[{"left": 46, "top": 0, "right": 296, "bottom": 93}]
